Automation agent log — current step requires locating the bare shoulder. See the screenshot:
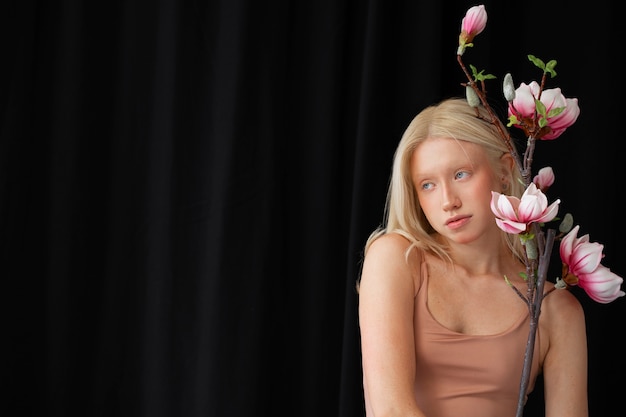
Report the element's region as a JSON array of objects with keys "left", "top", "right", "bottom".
[
  {"left": 360, "top": 233, "right": 423, "bottom": 296},
  {"left": 366, "top": 232, "right": 414, "bottom": 258},
  {"left": 541, "top": 284, "right": 585, "bottom": 319},
  {"left": 363, "top": 232, "right": 422, "bottom": 274},
  {"left": 540, "top": 284, "right": 586, "bottom": 348}
]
